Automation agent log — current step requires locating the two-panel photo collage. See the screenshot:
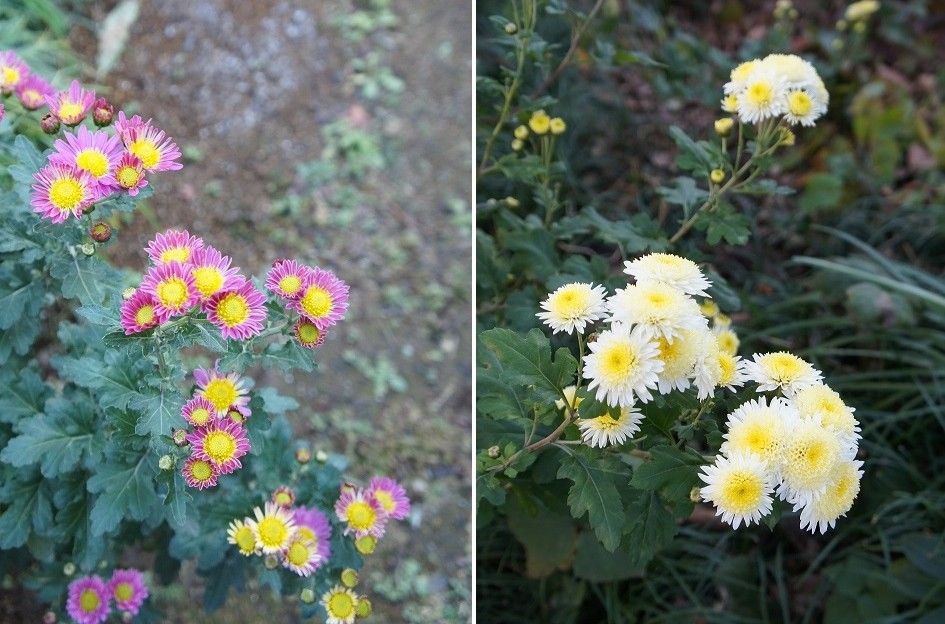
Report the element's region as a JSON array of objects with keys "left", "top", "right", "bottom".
[{"left": 0, "top": 1, "right": 939, "bottom": 622}]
